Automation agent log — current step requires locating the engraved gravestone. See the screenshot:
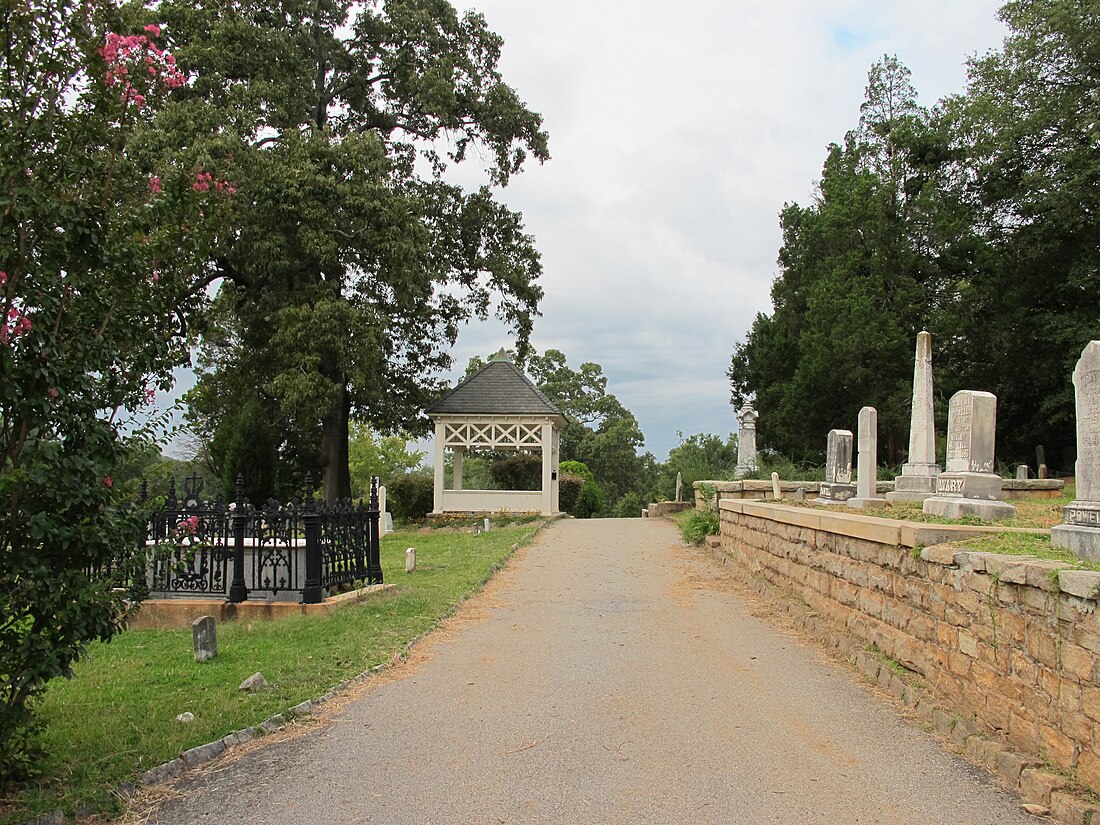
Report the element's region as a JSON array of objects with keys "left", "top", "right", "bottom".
[
  {"left": 887, "top": 331, "right": 942, "bottom": 502},
  {"left": 192, "top": 615, "right": 217, "bottom": 663},
  {"left": 923, "top": 390, "right": 1015, "bottom": 519},
  {"left": 1052, "top": 341, "right": 1100, "bottom": 560},
  {"left": 850, "top": 407, "right": 887, "bottom": 508},
  {"left": 735, "top": 404, "right": 760, "bottom": 479},
  {"left": 815, "top": 429, "right": 856, "bottom": 504}
]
